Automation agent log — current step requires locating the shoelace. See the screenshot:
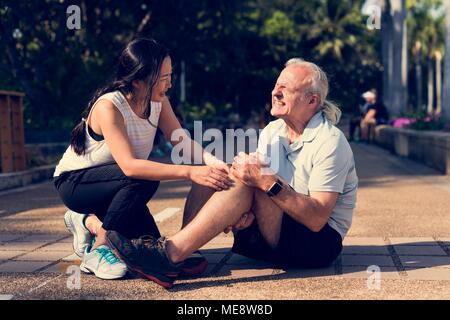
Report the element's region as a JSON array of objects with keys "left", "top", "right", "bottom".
[
  {"left": 132, "top": 236, "right": 165, "bottom": 251},
  {"left": 96, "top": 247, "right": 120, "bottom": 265}
]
